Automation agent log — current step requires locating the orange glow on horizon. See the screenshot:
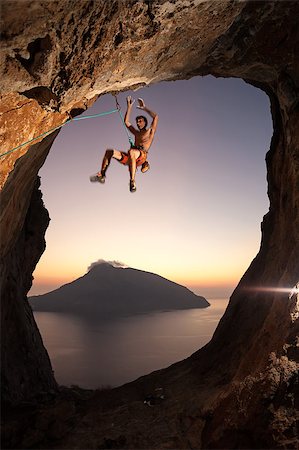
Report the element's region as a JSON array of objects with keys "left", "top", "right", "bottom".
[
  {"left": 33, "top": 262, "right": 242, "bottom": 288},
  {"left": 31, "top": 264, "right": 238, "bottom": 299}
]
